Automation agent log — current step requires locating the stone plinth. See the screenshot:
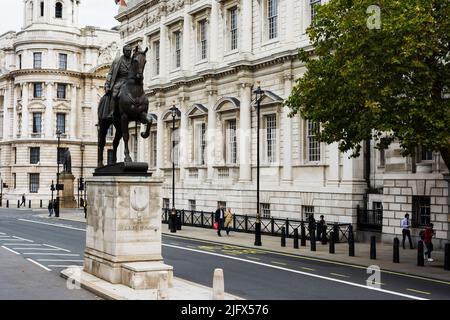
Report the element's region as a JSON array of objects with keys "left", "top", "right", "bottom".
[
  {"left": 82, "top": 175, "right": 173, "bottom": 291},
  {"left": 60, "top": 172, "right": 77, "bottom": 208}
]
